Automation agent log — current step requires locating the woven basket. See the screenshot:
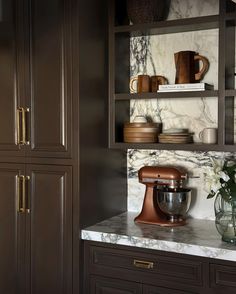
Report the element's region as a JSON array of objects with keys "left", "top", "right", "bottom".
[{"left": 127, "top": 0, "right": 170, "bottom": 24}]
